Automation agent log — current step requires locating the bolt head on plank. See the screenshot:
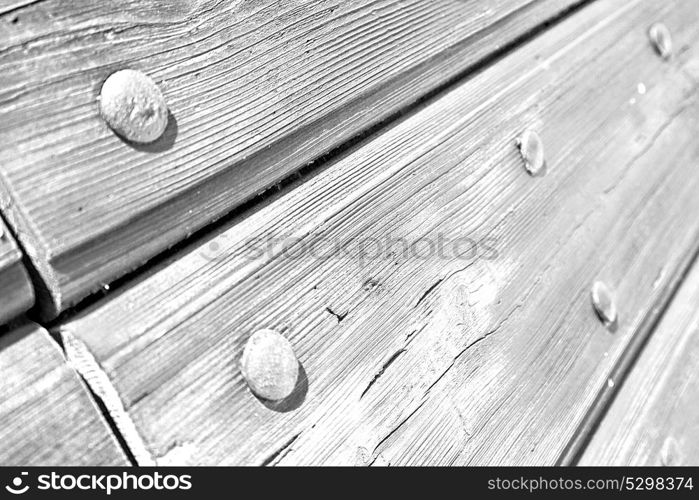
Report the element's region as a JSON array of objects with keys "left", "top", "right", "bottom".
[
  {"left": 240, "top": 329, "right": 299, "bottom": 401},
  {"left": 649, "top": 23, "right": 673, "bottom": 60},
  {"left": 591, "top": 281, "right": 618, "bottom": 328},
  {"left": 99, "top": 70, "right": 169, "bottom": 143},
  {"left": 516, "top": 130, "right": 546, "bottom": 176}
]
